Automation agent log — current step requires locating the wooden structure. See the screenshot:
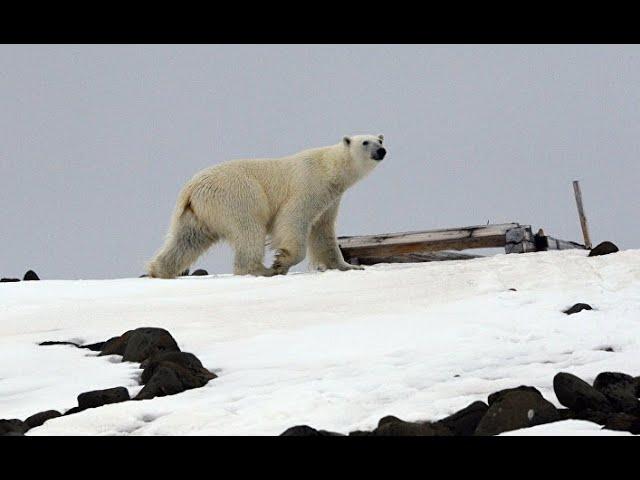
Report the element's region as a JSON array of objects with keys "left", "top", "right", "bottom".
[
  {"left": 573, "top": 180, "right": 593, "bottom": 249},
  {"left": 338, "top": 223, "right": 586, "bottom": 266},
  {"left": 345, "top": 251, "right": 484, "bottom": 266}
]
